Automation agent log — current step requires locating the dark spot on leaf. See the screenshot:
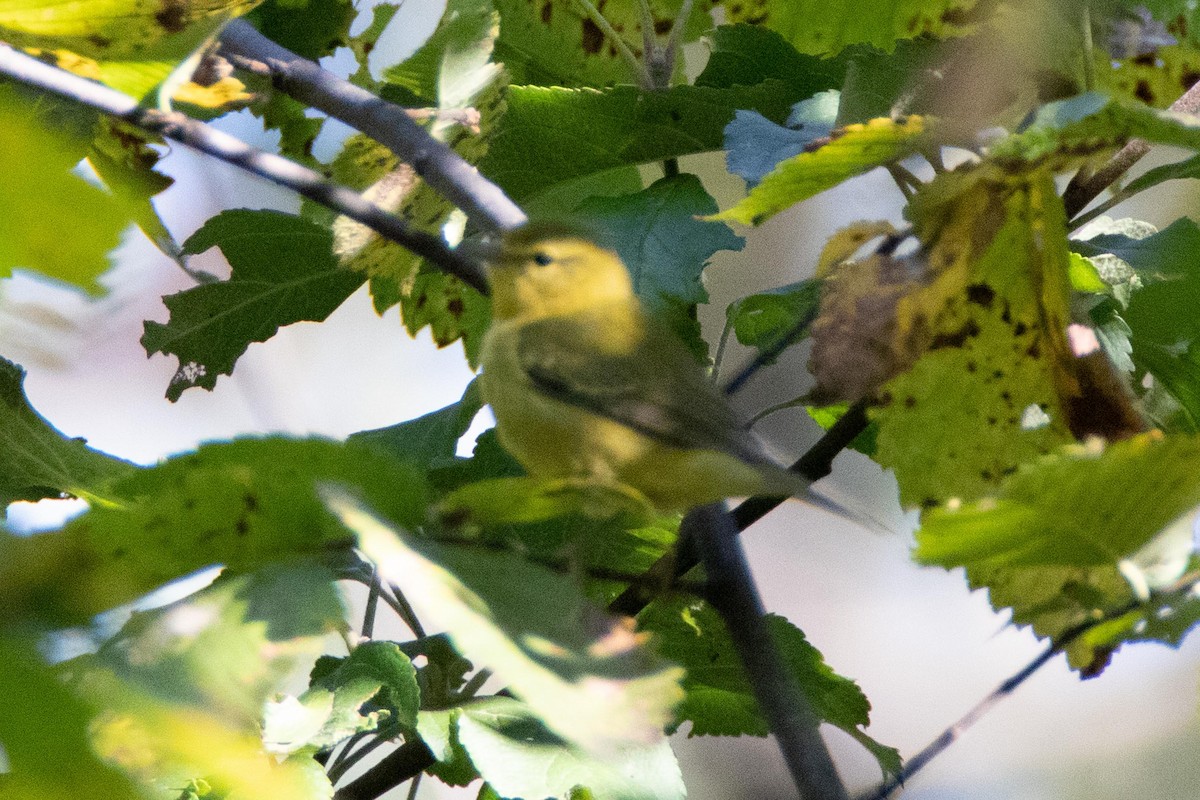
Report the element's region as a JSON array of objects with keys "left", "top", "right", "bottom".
[
  {"left": 1026, "top": 341, "right": 1041, "bottom": 358},
  {"left": 1133, "top": 53, "right": 1156, "bottom": 67},
  {"left": 183, "top": 498, "right": 196, "bottom": 510},
  {"left": 921, "top": 497, "right": 939, "bottom": 509},
  {"left": 112, "top": 547, "right": 126, "bottom": 559},
  {"left": 929, "top": 319, "right": 981, "bottom": 349},
  {"left": 541, "top": 1, "right": 552, "bottom": 24},
  {"left": 1079, "top": 646, "right": 1115, "bottom": 679},
  {"left": 1135, "top": 79, "right": 1154, "bottom": 104},
  {"left": 155, "top": 0, "right": 188, "bottom": 33},
  {"left": 1001, "top": 391, "right": 1012, "bottom": 403},
  {"left": 993, "top": 370, "right": 1004, "bottom": 380},
  {"left": 416, "top": 294, "right": 427, "bottom": 309},
  {"left": 966, "top": 283, "right": 995, "bottom": 308},
  {"left": 1013, "top": 321, "right": 1028, "bottom": 336},
  {"left": 966, "top": 360, "right": 977, "bottom": 372},
  {"left": 448, "top": 299, "right": 465, "bottom": 316},
  {"left": 654, "top": 18, "right": 671, "bottom": 35},
  {"left": 905, "top": 395, "right": 916, "bottom": 408},
  {"left": 1182, "top": 68, "right": 1200, "bottom": 91},
  {"left": 1000, "top": 304, "right": 1012, "bottom": 324},
  {"left": 940, "top": 7, "right": 972, "bottom": 25},
  {"left": 981, "top": 469, "right": 992, "bottom": 481},
  {"left": 670, "top": 109, "right": 682, "bottom": 122},
  {"left": 581, "top": 17, "right": 604, "bottom": 53},
  {"left": 879, "top": 391, "right": 893, "bottom": 405},
  {"left": 244, "top": 494, "right": 258, "bottom": 512},
  {"left": 730, "top": 3, "right": 743, "bottom": 15},
  {"left": 88, "top": 34, "right": 111, "bottom": 48},
  {"left": 236, "top": 517, "right": 249, "bottom": 536},
  {"left": 1008, "top": 416, "right": 1018, "bottom": 425},
  {"left": 987, "top": 417, "right": 997, "bottom": 425}
]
